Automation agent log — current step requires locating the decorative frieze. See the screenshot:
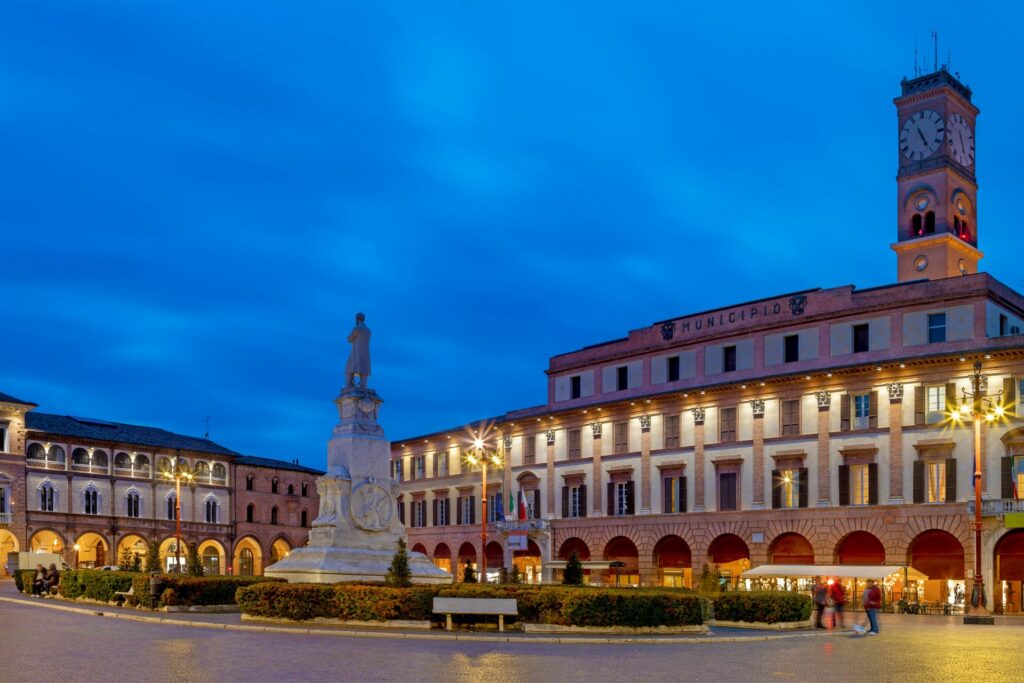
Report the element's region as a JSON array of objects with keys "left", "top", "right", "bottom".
[
  {"left": 591, "top": 422, "right": 603, "bottom": 438},
  {"left": 545, "top": 429, "right": 556, "bottom": 445},
  {"left": 816, "top": 391, "right": 832, "bottom": 409},
  {"left": 692, "top": 407, "right": 706, "bottom": 425},
  {"left": 639, "top": 414, "right": 652, "bottom": 432},
  {"left": 888, "top": 382, "right": 904, "bottom": 401},
  {"left": 750, "top": 399, "right": 765, "bottom": 417},
  {"left": 502, "top": 434, "right": 512, "bottom": 449}
]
